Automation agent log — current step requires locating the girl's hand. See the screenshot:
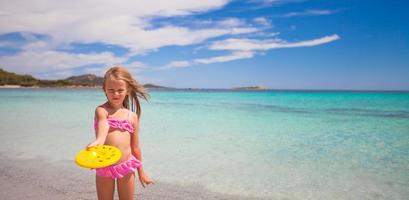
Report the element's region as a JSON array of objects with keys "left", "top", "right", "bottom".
[
  {"left": 86, "top": 139, "right": 104, "bottom": 149},
  {"left": 138, "top": 172, "right": 154, "bottom": 187}
]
